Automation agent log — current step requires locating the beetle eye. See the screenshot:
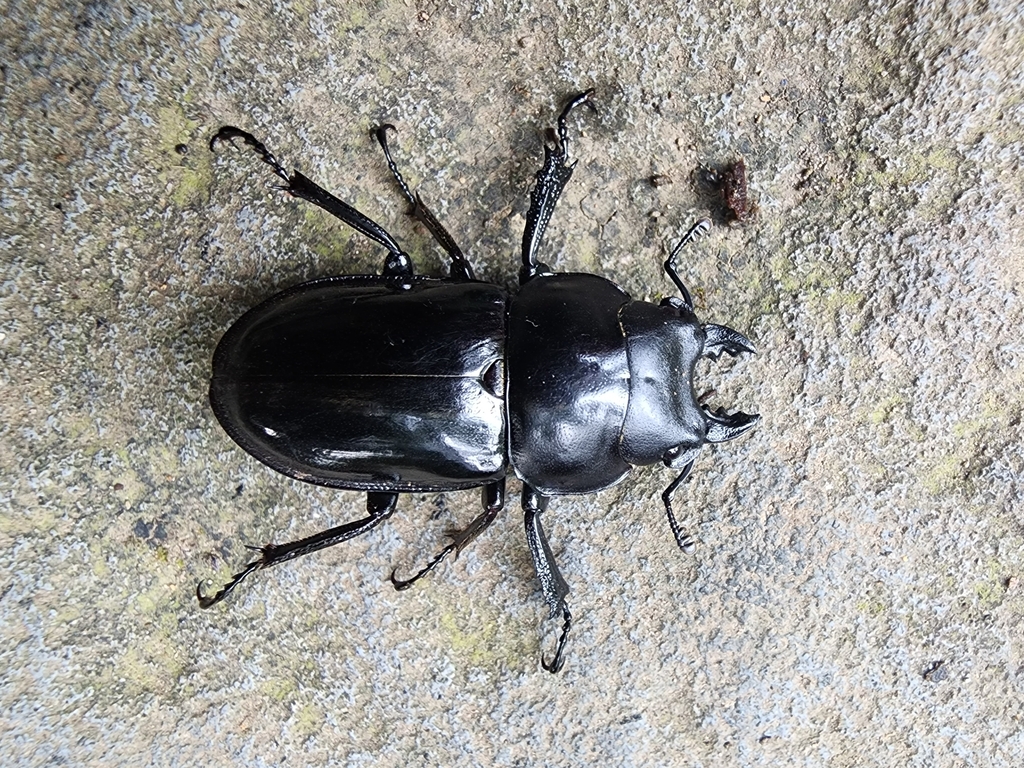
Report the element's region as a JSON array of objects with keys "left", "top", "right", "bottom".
[
  {"left": 659, "top": 296, "right": 688, "bottom": 314},
  {"left": 662, "top": 444, "right": 701, "bottom": 469}
]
